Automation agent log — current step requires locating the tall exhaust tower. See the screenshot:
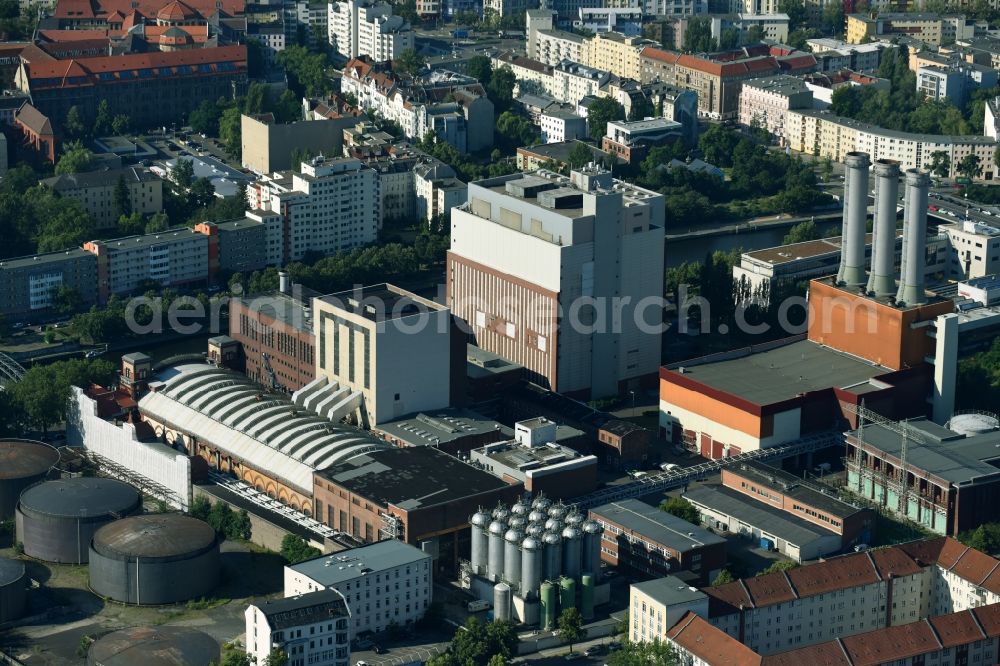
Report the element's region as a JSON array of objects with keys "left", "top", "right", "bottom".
[
  {"left": 838, "top": 152, "right": 871, "bottom": 288},
  {"left": 896, "top": 169, "right": 930, "bottom": 307},
  {"left": 867, "top": 159, "right": 900, "bottom": 297}
]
